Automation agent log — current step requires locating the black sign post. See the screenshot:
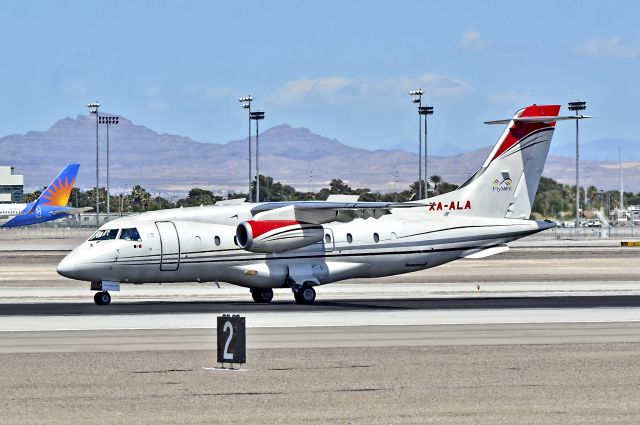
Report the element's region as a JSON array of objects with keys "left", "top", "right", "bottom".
[{"left": 217, "top": 314, "right": 246, "bottom": 367}]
